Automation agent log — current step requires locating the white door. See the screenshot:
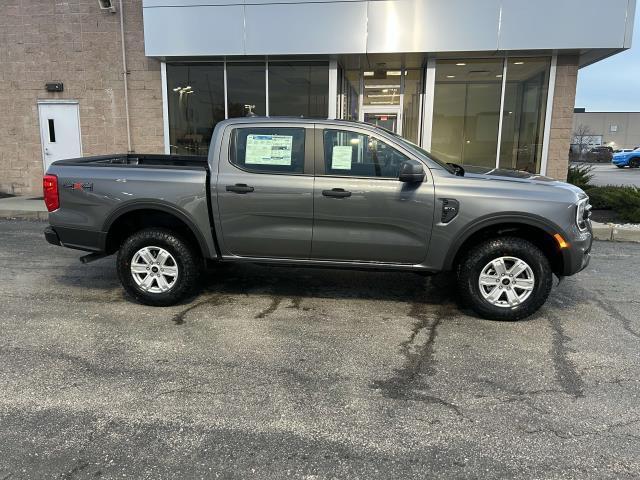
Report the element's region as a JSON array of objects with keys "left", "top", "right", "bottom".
[{"left": 38, "top": 102, "right": 82, "bottom": 172}]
